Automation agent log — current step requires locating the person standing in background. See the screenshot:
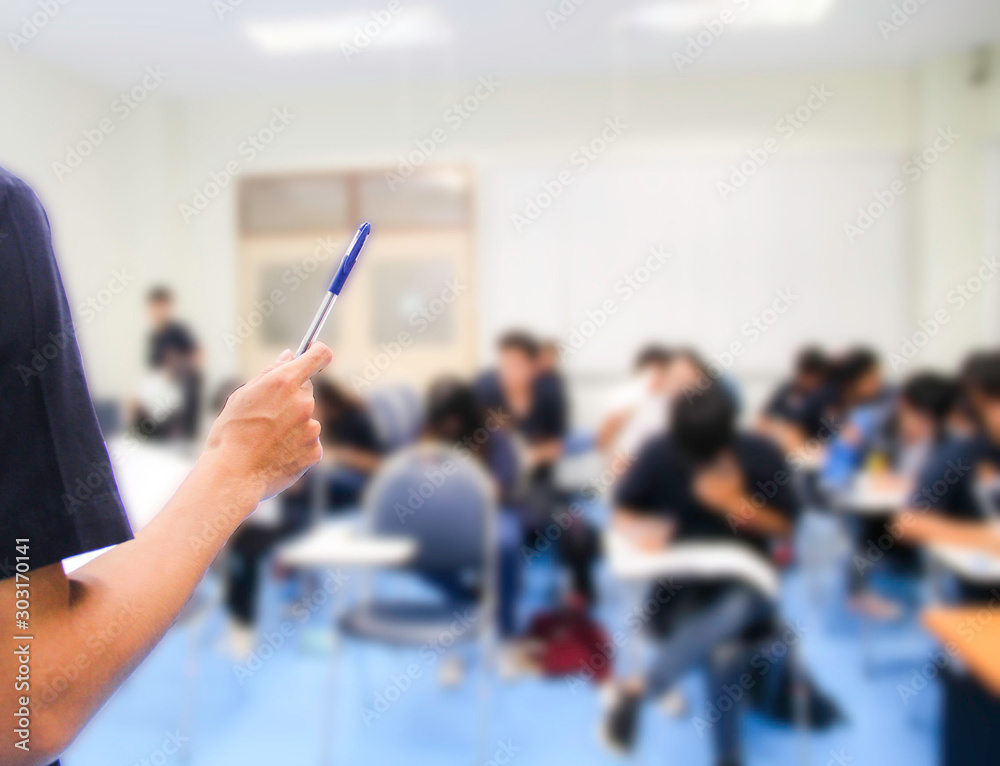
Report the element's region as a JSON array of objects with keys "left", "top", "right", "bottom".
[{"left": 140, "top": 285, "right": 202, "bottom": 439}]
